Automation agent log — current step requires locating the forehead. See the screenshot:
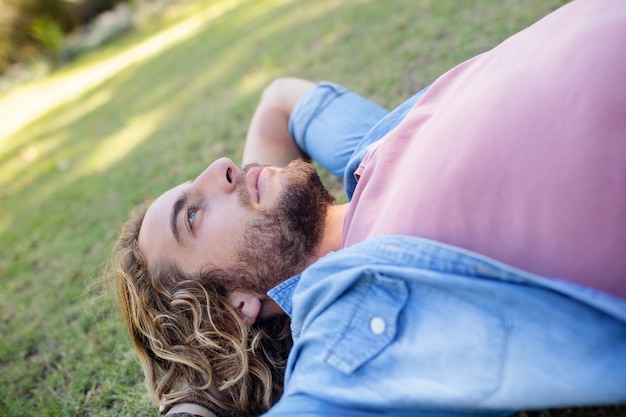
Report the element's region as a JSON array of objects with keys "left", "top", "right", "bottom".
[{"left": 138, "top": 182, "right": 188, "bottom": 266}]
